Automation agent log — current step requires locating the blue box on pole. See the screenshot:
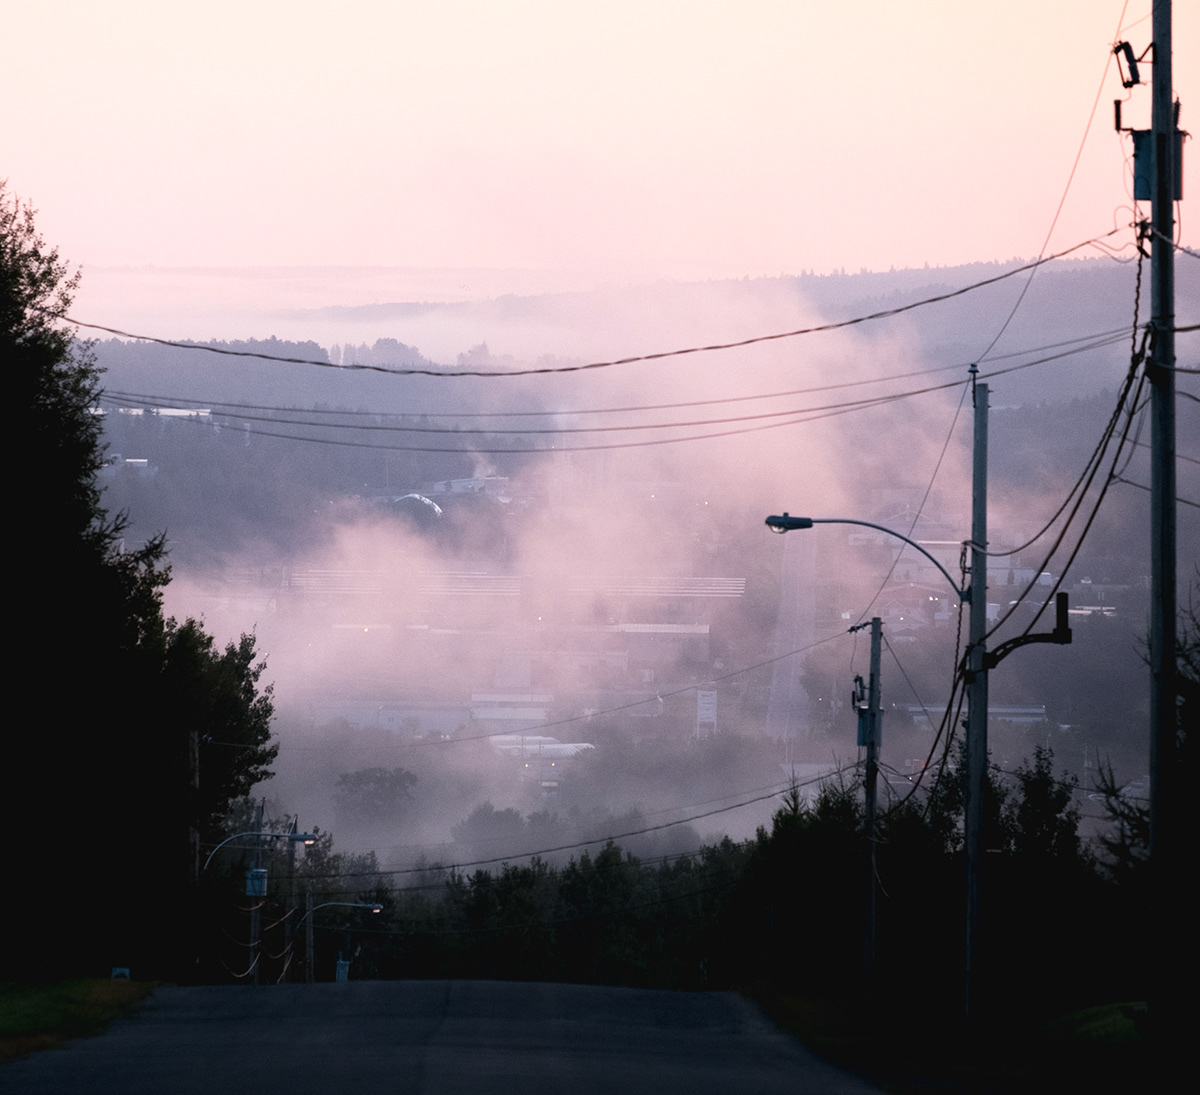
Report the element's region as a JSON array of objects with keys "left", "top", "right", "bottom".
[{"left": 1132, "top": 130, "right": 1185, "bottom": 200}]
